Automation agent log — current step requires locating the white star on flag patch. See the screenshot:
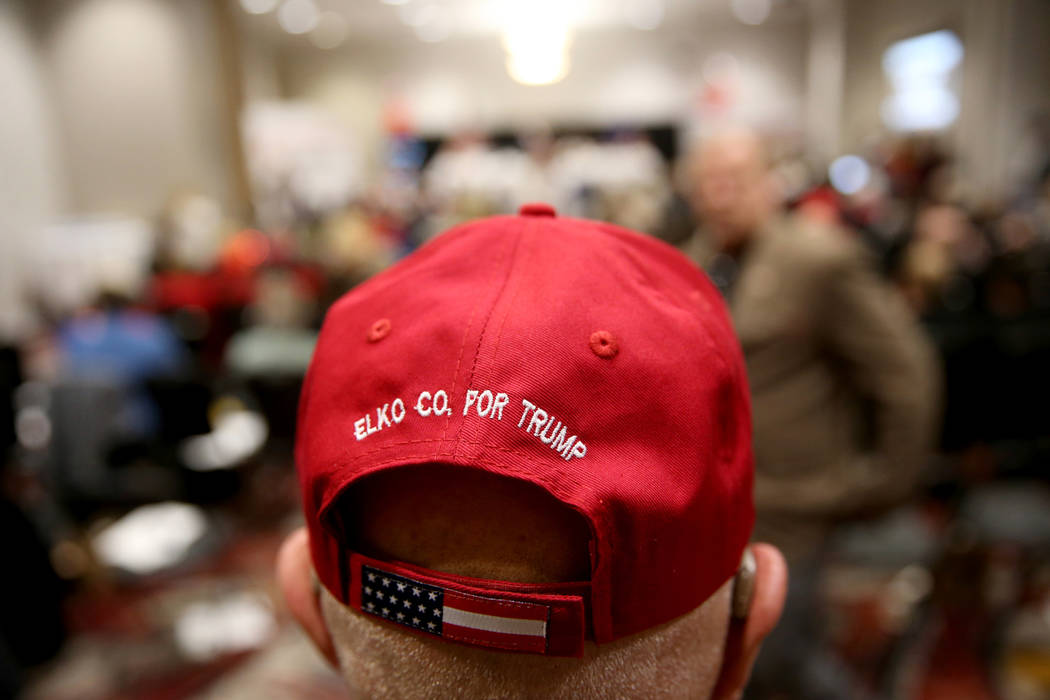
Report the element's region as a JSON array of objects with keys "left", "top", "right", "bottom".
[{"left": 359, "top": 564, "right": 550, "bottom": 653}]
